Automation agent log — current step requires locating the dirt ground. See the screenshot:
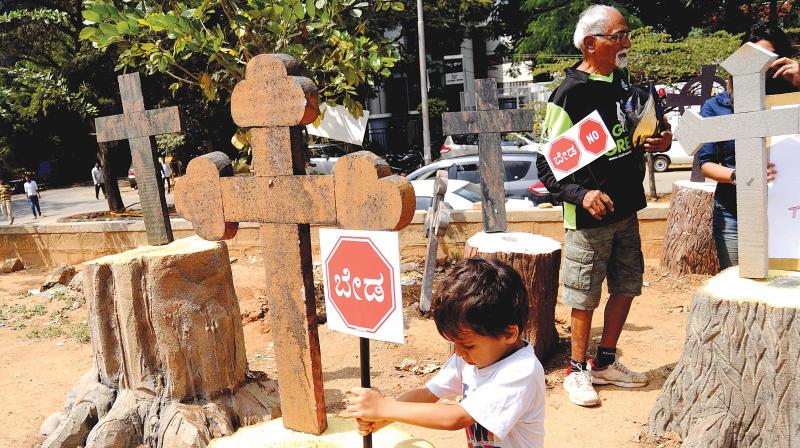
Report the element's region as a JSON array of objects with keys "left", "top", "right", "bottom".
[{"left": 0, "top": 256, "right": 698, "bottom": 448}]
